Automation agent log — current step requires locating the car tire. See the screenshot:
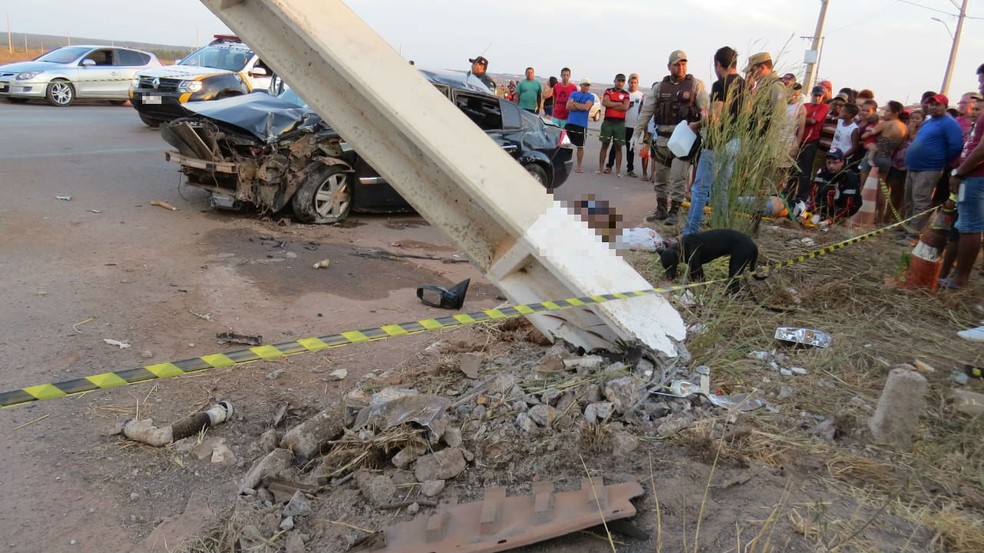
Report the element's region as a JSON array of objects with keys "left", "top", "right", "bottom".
[
  {"left": 6, "top": 97, "right": 29, "bottom": 104},
  {"left": 45, "top": 80, "right": 75, "bottom": 107},
  {"left": 523, "top": 163, "right": 550, "bottom": 188},
  {"left": 138, "top": 113, "right": 161, "bottom": 128},
  {"left": 292, "top": 164, "right": 352, "bottom": 224}
]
